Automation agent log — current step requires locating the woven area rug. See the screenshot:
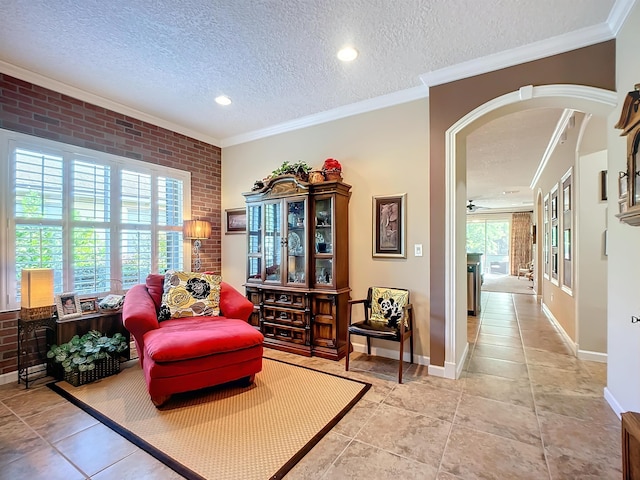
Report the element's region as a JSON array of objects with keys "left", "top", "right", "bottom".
[{"left": 48, "top": 357, "right": 370, "bottom": 480}]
